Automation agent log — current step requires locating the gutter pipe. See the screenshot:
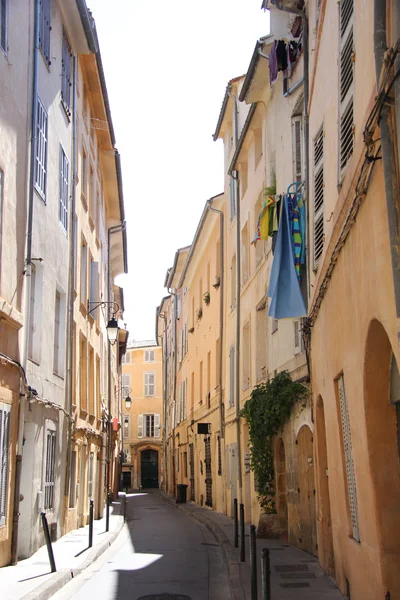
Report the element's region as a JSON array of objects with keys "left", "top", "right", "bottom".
[
  {"left": 227, "top": 85, "right": 243, "bottom": 507},
  {"left": 12, "top": 0, "right": 40, "bottom": 565},
  {"left": 64, "top": 54, "right": 78, "bottom": 519},
  {"left": 374, "top": 0, "right": 400, "bottom": 319},
  {"left": 167, "top": 286, "right": 177, "bottom": 493},
  {"left": 283, "top": 75, "right": 304, "bottom": 97},
  {"left": 157, "top": 310, "right": 168, "bottom": 493}
]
